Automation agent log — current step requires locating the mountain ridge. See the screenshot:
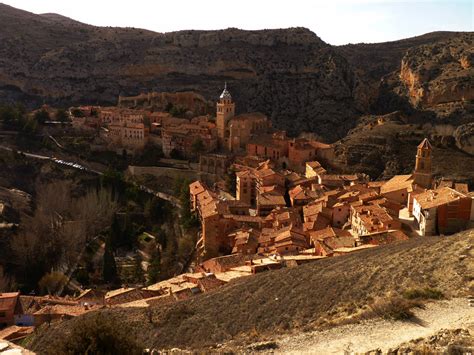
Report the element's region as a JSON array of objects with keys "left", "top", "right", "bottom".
[{"left": 0, "top": 3, "right": 472, "bottom": 142}]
